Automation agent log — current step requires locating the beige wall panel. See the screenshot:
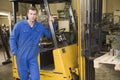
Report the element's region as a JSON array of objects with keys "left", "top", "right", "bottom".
[
  {"left": 49, "top": 0, "right": 77, "bottom": 15},
  {"left": 103, "top": 0, "right": 107, "bottom": 13},
  {"left": 72, "top": 0, "right": 77, "bottom": 11},
  {"left": 49, "top": 3, "right": 65, "bottom": 14},
  {"left": 0, "top": 0, "right": 12, "bottom": 12},
  {"left": 106, "top": 0, "right": 120, "bottom": 13},
  {"left": 0, "top": 17, "right": 9, "bottom": 25},
  {"left": 0, "top": 0, "right": 77, "bottom": 15}
]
